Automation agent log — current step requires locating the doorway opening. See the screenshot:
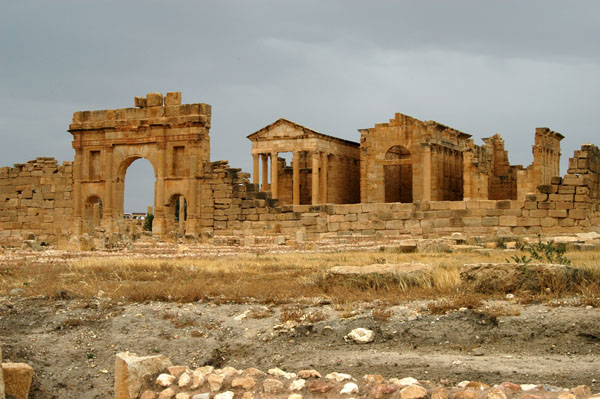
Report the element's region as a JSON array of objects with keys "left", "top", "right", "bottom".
[{"left": 384, "top": 145, "right": 413, "bottom": 203}]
